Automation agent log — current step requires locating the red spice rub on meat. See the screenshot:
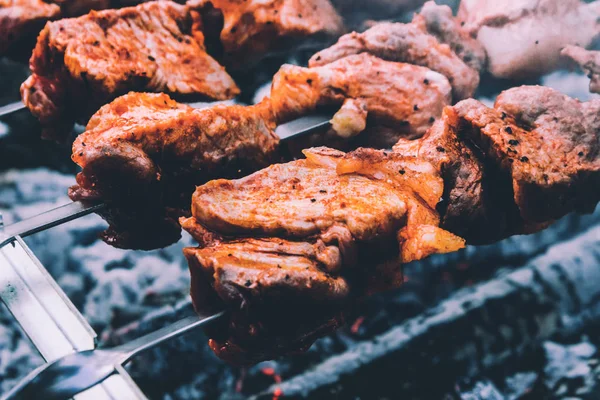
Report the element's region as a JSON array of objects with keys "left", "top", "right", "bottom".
[
  {"left": 21, "top": 1, "right": 239, "bottom": 142},
  {"left": 182, "top": 146, "right": 464, "bottom": 364}
]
